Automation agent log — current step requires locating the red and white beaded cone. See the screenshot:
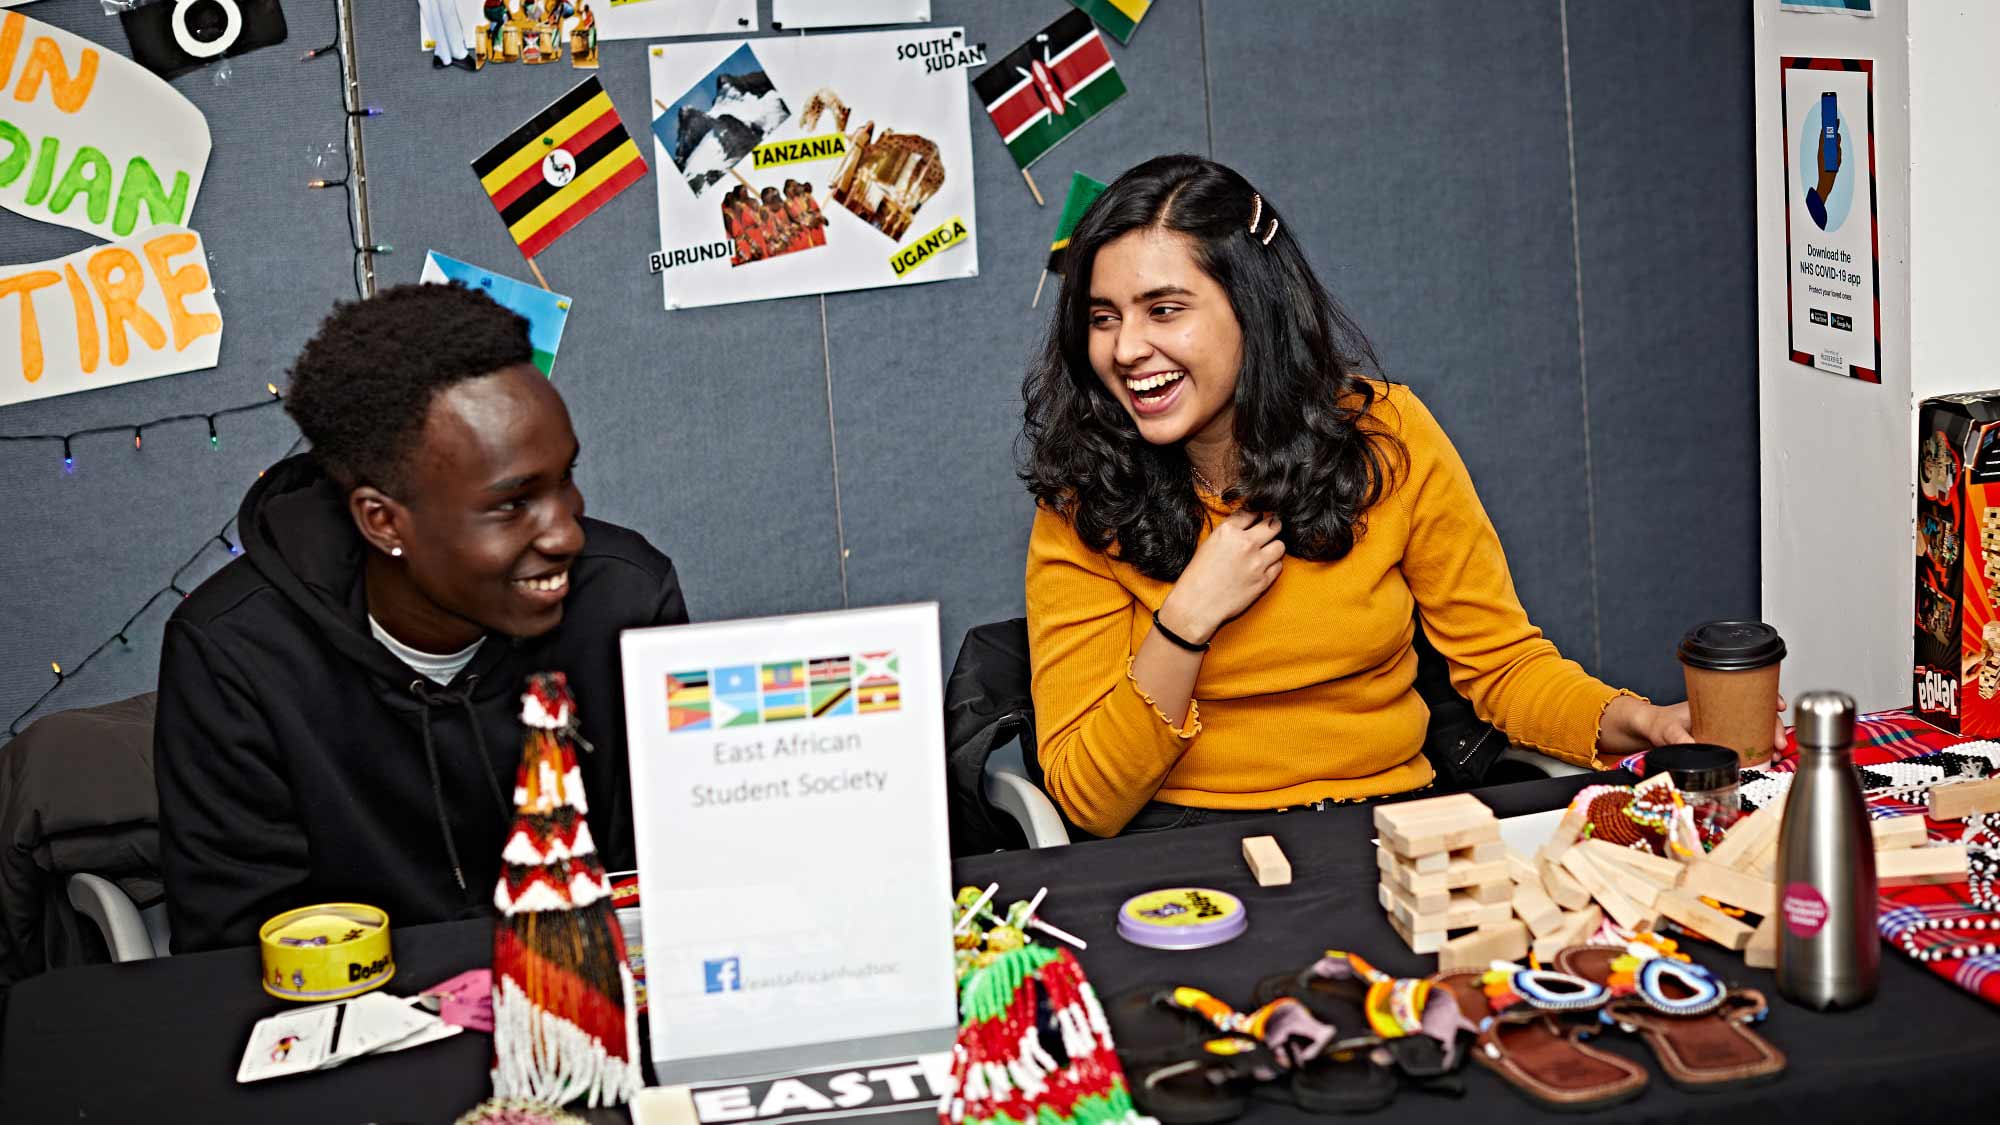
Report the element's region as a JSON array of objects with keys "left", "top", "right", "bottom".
[{"left": 491, "top": 671, "right": 642, "bottom": 1108}]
